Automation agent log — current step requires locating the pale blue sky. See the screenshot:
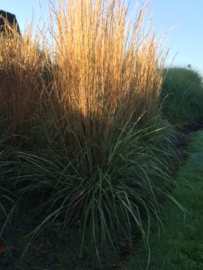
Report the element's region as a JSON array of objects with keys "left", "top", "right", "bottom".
[{"left": 1, "top": 0, "right": 203, "bottom": 76}]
